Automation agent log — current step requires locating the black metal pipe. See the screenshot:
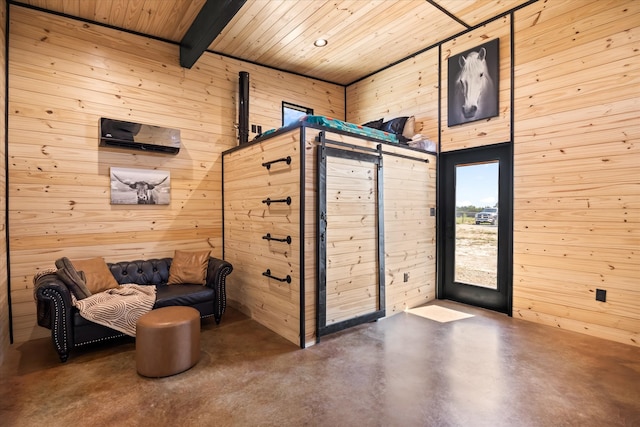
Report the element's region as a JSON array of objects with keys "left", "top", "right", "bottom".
[
  {"left": 262, "top": 156, "right": 291, "bottom": 170},
  {"left": 262, "top": 233, "right": 292, "bottom": 244},
  {"left": 262, "top": 196, "right": 291, "bottom": 206},
  {"left": 262, "top": 269, "right": 292, "bottom": 284},
  {"left": 238, "top": 71, "right": 249, "bottom": 144}
]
